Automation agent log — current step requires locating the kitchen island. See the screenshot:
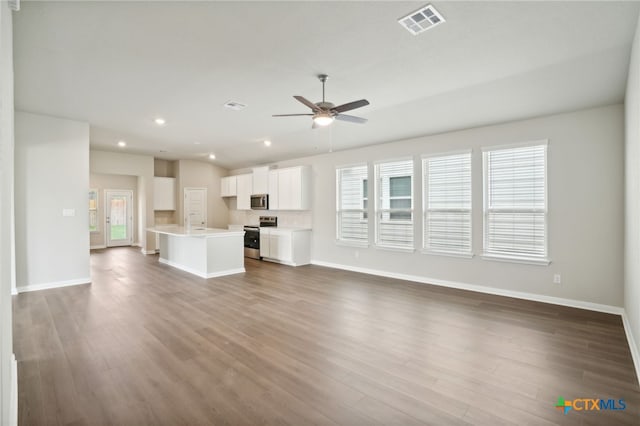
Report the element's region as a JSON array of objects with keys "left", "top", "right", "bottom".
[{"left": 147, "top": 225, "right": 245, "bottom": 278}]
